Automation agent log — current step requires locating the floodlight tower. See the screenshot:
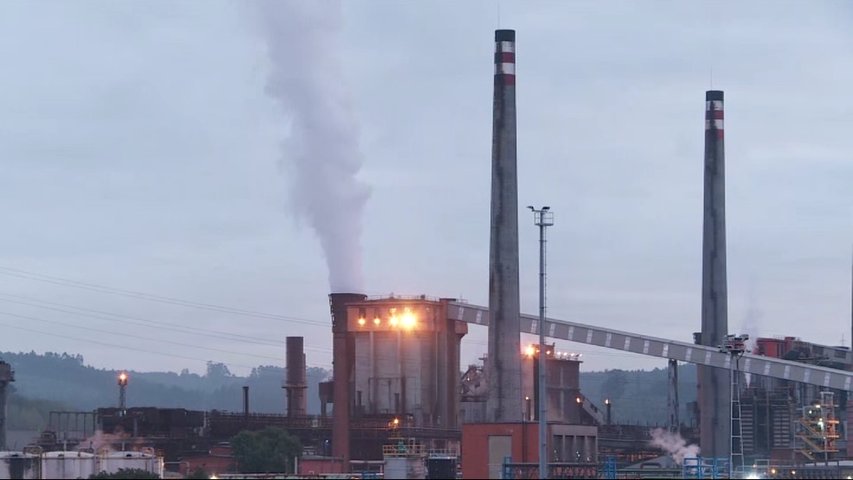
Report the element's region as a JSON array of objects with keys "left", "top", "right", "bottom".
[
  {"left": 117, "top": 371, "right": 129, "bottom": 411},
  {"left": 528, "top": 205, "right": 554, "bottom": 480},
  {"left": 719, "top": 334, "right": 748, "bottom": 474}
]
